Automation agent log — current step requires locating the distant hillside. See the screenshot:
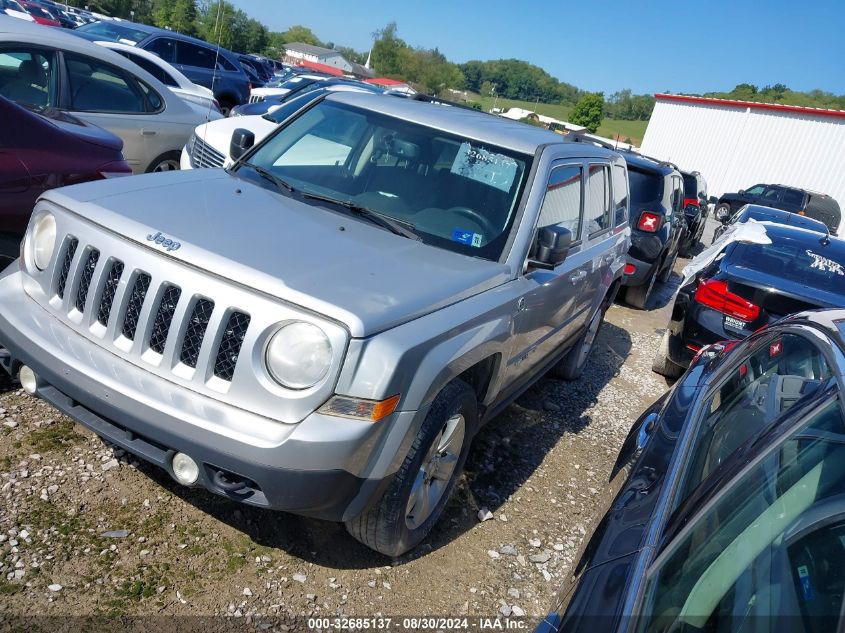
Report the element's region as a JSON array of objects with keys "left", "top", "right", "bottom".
[{"left": 699, "top": 84, "right": 845, "bottom": 111}]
